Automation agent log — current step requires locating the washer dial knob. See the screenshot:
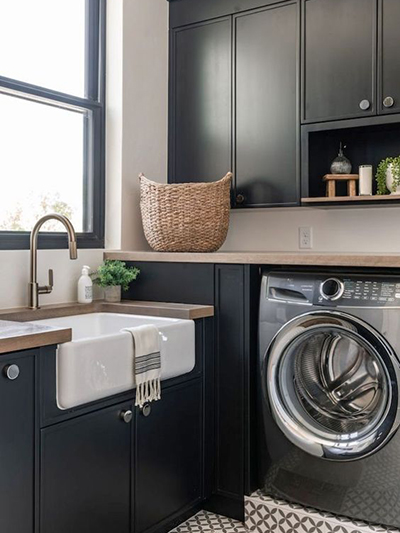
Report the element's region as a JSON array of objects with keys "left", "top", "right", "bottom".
[{"left": 320, "top": 278, "right": 344, "bottom": 301}]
